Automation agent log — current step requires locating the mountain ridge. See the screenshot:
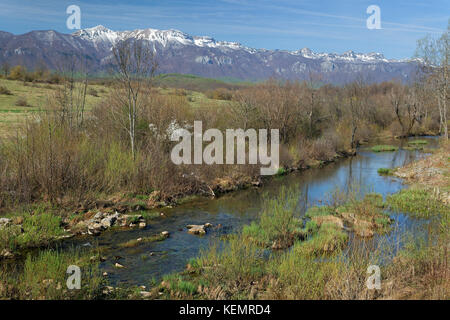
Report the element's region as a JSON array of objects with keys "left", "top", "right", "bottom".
[{"left": 0, "top": 25, "right": 420, "bottom": 84}]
